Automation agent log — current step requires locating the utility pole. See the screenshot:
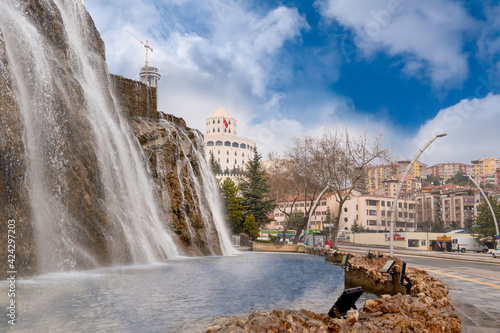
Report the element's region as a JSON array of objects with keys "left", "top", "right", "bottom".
[{"left": 126, "top": 30, "right": 153, "bottom": 85}]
